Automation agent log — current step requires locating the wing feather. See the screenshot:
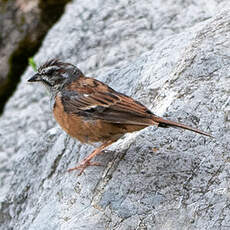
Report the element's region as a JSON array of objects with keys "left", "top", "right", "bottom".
[{"left": 61, "top": 88, "right": 154, "bottom": 125}]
